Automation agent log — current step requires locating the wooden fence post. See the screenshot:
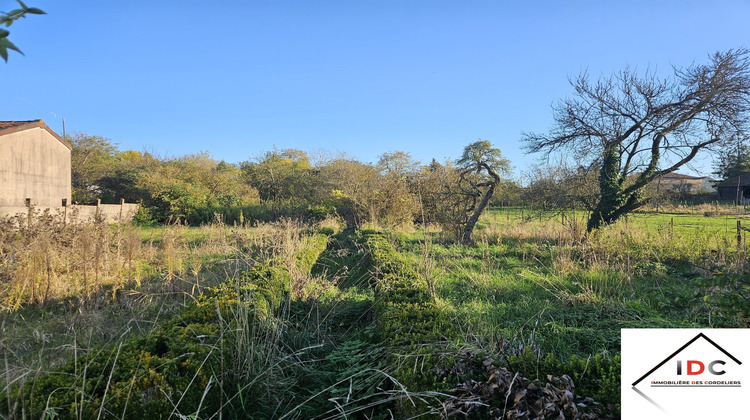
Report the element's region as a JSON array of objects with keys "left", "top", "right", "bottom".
[
  {"left": 737, "top": 220, "right": 742, "bottom": 249},
  {"left": 25, "top": 197, "right": 32, "bottom": 227},
  {"left": 62, "top": 198, "right": 68, "bottom": 226}
]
